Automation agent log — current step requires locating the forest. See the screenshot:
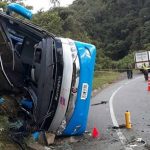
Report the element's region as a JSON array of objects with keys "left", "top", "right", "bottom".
[{"left": 1, "top": 0, "right": 150, "bottom": 69}]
